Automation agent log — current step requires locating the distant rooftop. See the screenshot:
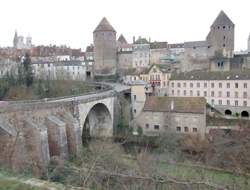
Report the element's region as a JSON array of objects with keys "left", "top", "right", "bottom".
[
  {"left": 144, "top": 96, "right": 206, "bottom": 114},
  {"left": 170, "top": 70, "right": 250, "bottom": 80},
  {"left": 94, "top": 17, "right": 116, "bottom": 33},
  {"left": 211, "top": 10, "right": 234, "bottom": 27}
]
